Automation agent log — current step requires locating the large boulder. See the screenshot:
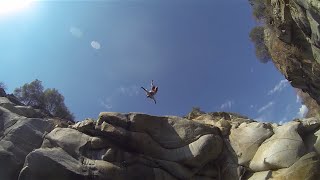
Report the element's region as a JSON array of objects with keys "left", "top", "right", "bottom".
[
  {"left": 248, "top": 171, "right": 271, "bottom": 180},
  {"left": 98, "top": 112, "right": 221, "bottom": 149},
  {"left": 0, "top": 97, "right": 47, "bottom": 118},
  {"left": 100, "top": 121, "right": 222, "bottom": 167},
  {"left": 6, "top": 94, "right": 25, "bottom": 106},
  {"left": 13, "top": 106, "right": 48, "bottom": 118},
  {"left": 20, "top": 113, "right": 224, "bottom": 180},
  {"left": 1, "top": 105, "right": 319, "bottom": 180},
  {"left": 229, "top": 122, "right": 274, "bottom": 166},
  {"left": 0, "top": 88, "right": 6, "bottom": 97},
  {"left": 0, "top": 106, "right": 54, "bottom": 180},
  {"left": 218, "top": 139, "right": 245, "bottom": 180},
  {"left": 272, "top": 152, "right": 320, "bottom": 180},
  {"left": 309, "top": 128, "right": 320, "bottom": 154},
  {"left": 0, "top": 97, "right": 15, "bottom": 106},
  {"left": 249, "top": 121, "right": 306, "bottom": 171}
]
